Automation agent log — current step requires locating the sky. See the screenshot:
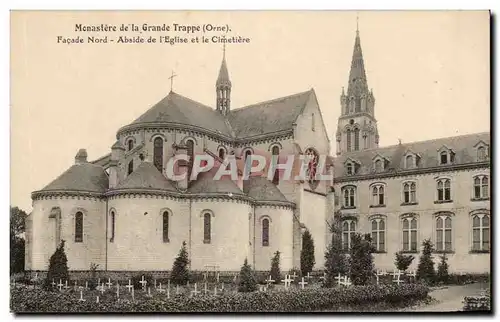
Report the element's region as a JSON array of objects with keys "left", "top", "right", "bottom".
[{"left": 10, "top": 10, "right": 490, "bottom": 212}]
